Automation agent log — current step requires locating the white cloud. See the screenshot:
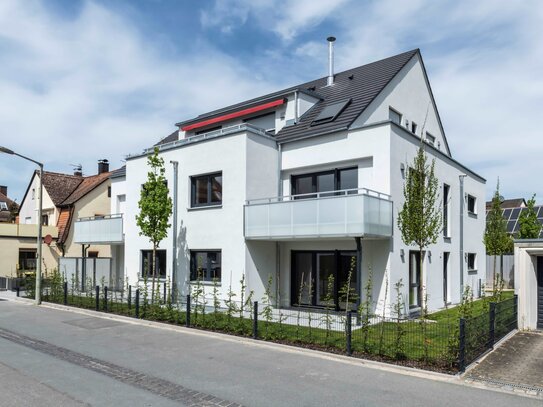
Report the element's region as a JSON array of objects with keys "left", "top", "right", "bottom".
[
  {"left": 200, "top": 0, "right": 349, "bottom": 42},
  {"left": 0, "top": 0, "right": 279, "bottom": 201}
]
